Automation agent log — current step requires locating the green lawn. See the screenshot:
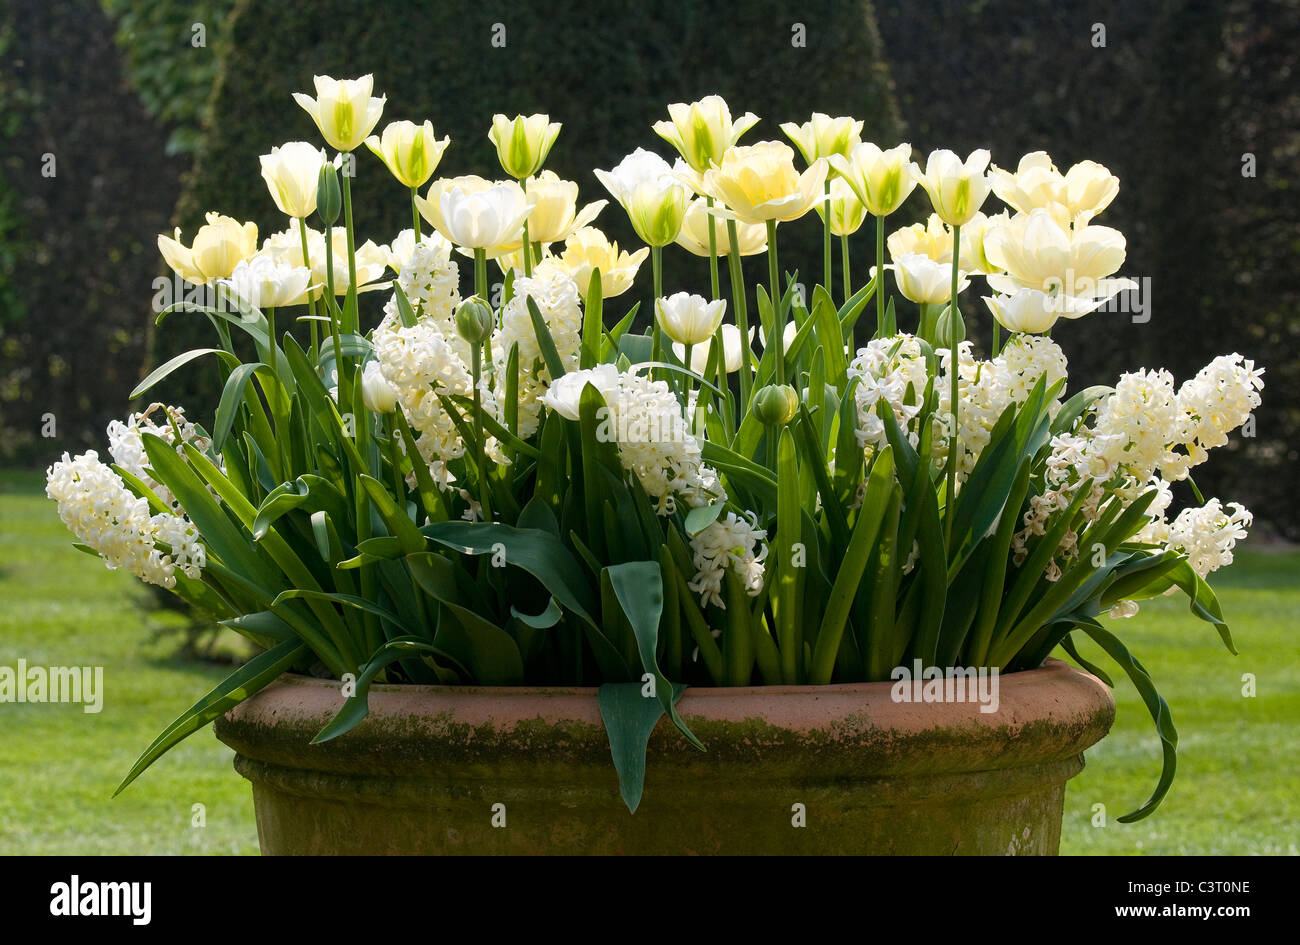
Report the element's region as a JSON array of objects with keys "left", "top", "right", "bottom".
[
  {"left": 0, "top": 470, "right": 258, "bottom": 855},
  {"left": 2, "top": 468, "right": 1296, "bottom": 855}
]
